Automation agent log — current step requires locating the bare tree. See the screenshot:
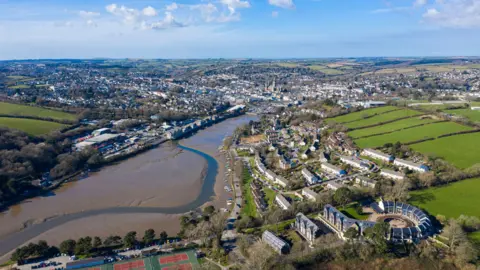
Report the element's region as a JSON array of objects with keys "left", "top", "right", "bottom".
[{"left": 244, "top": 241, "right": 275, "bottom": 270}]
